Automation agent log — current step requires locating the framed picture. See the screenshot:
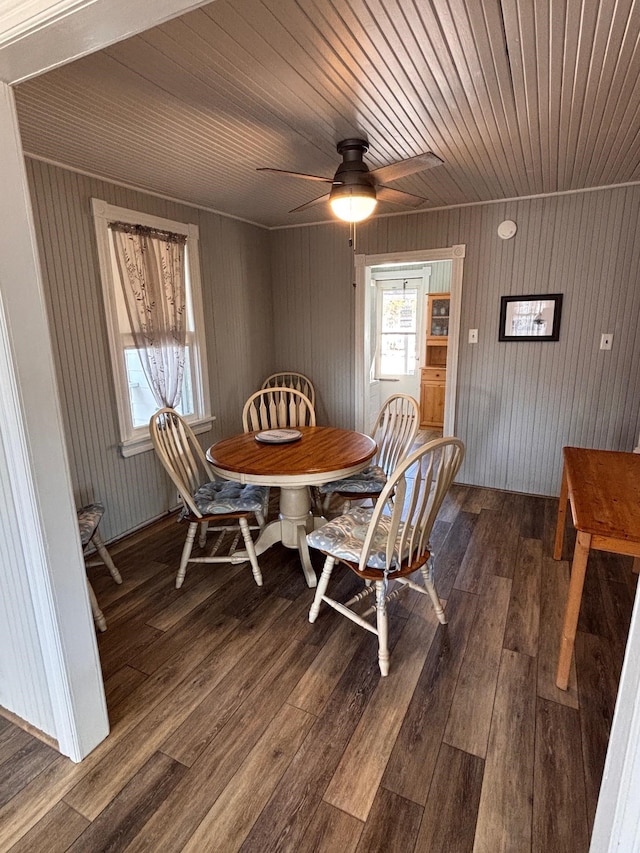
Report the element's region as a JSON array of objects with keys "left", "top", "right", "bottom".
[{"left": 499, "top": 293, "right": 563, "bottom": 342}]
